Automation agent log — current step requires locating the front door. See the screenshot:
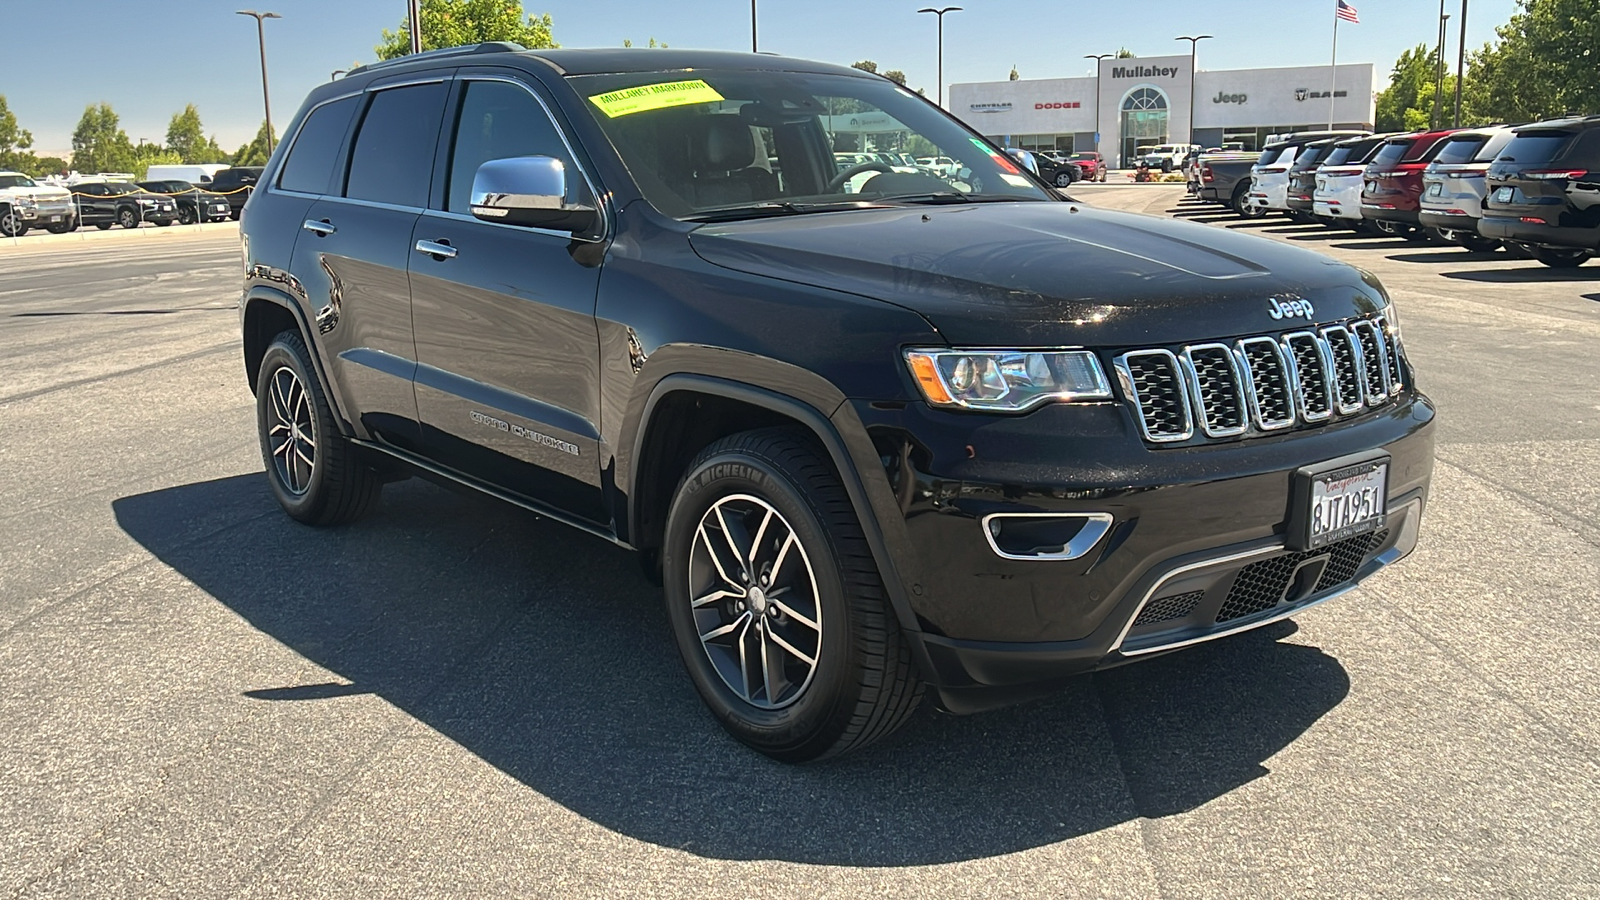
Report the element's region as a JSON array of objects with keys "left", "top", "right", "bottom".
[{"left": 408, "top": 73, "right": 608, "bottom": 525}]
